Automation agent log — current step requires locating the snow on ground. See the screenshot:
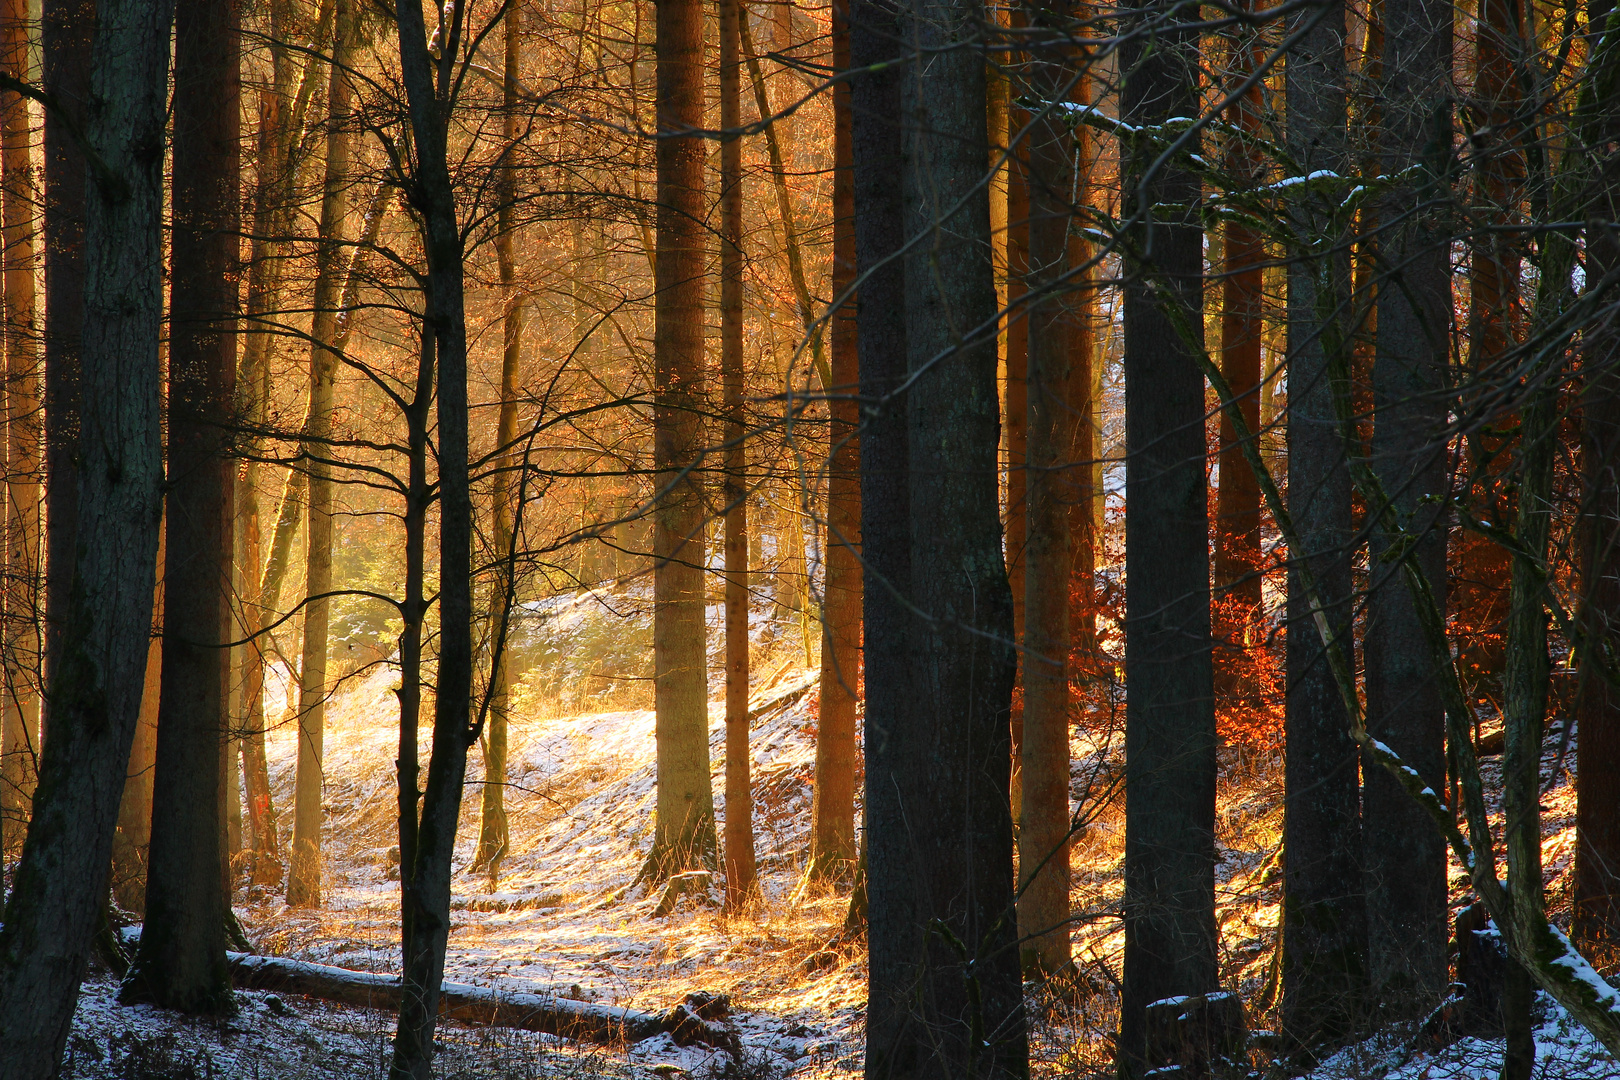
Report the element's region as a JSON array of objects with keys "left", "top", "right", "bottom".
[{"left": 1307, "top": 993, "right": 1619, "bottom": 1080}]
